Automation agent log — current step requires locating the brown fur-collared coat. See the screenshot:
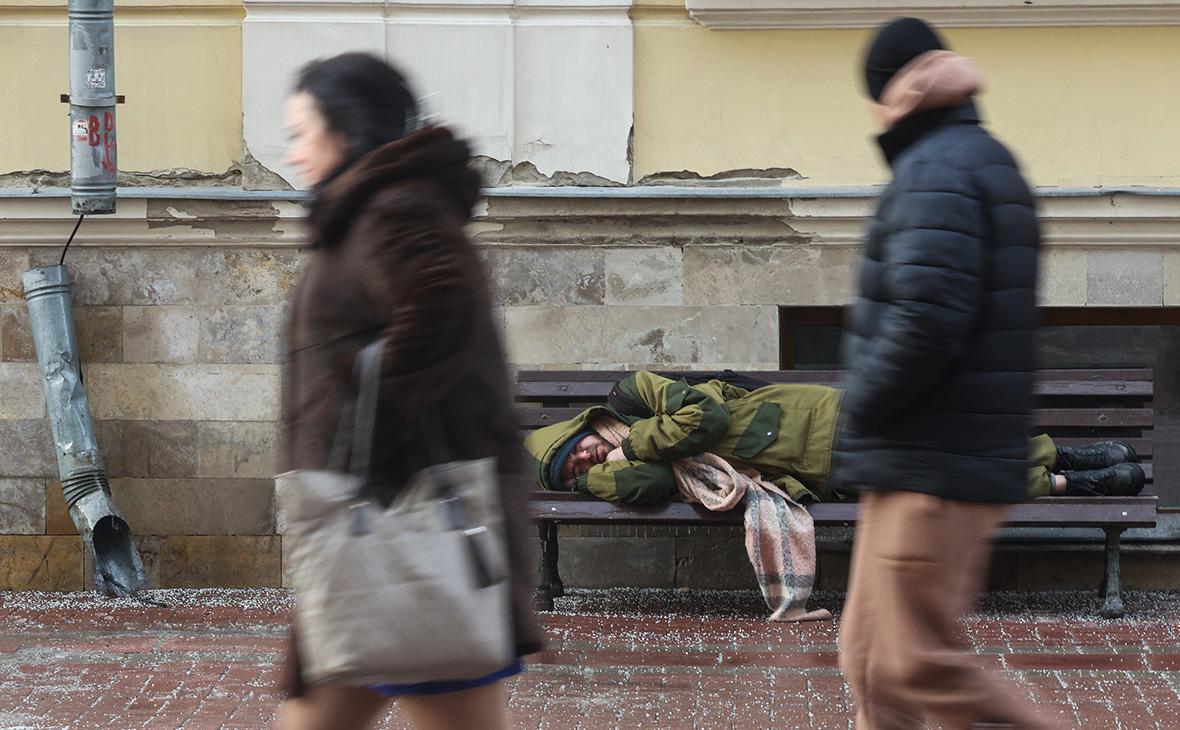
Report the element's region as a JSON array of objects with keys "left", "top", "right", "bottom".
[{"left": 280, "top": 127, "right": 543, "bottom": 695}]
